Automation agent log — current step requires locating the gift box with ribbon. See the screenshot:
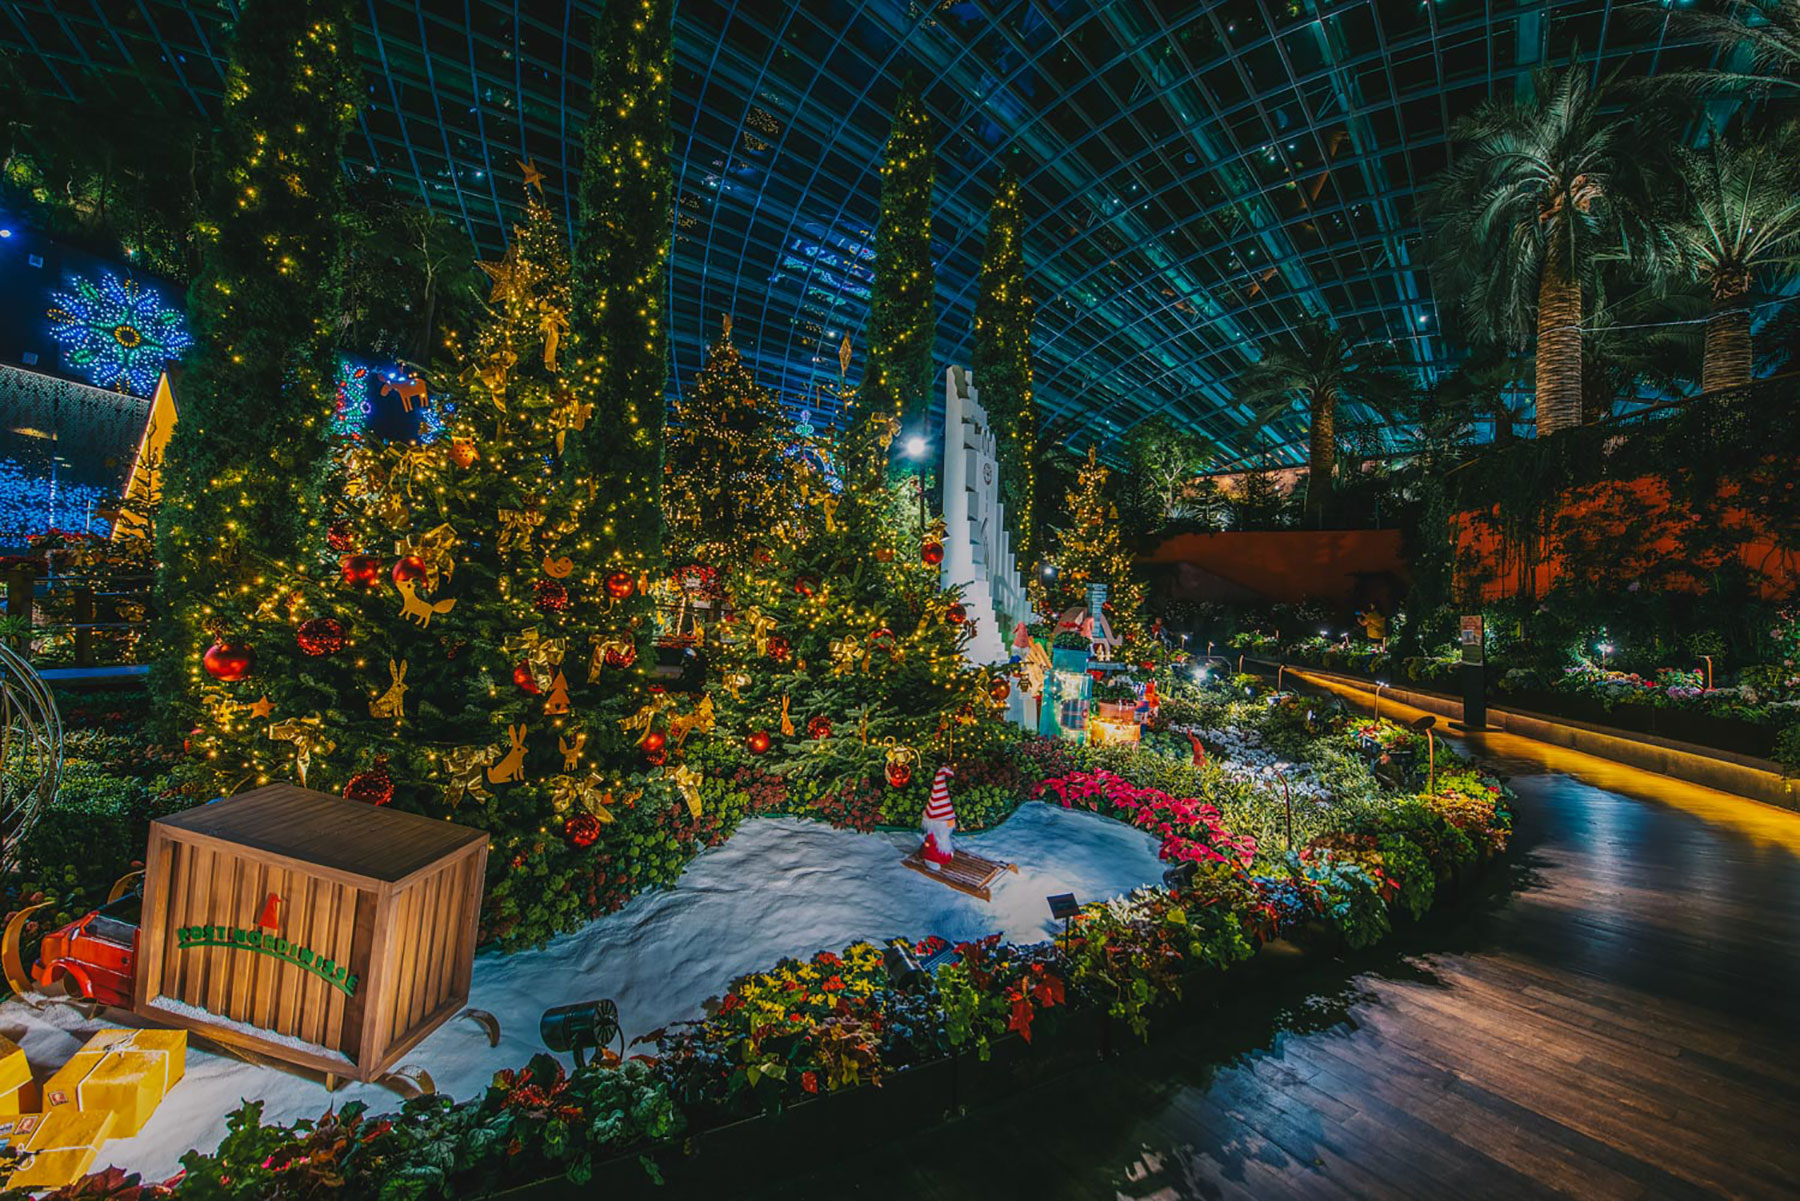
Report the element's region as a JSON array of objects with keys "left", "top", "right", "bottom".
[
  {"left": 43, "top": 1028, "right": 187, "bottom": 1138},
  {"left": 2, "top": 1107, "right": 117, "bottom": 1190},
  {"left": 0, "top": 1034, "right": 27, "bottom": 1116}
]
